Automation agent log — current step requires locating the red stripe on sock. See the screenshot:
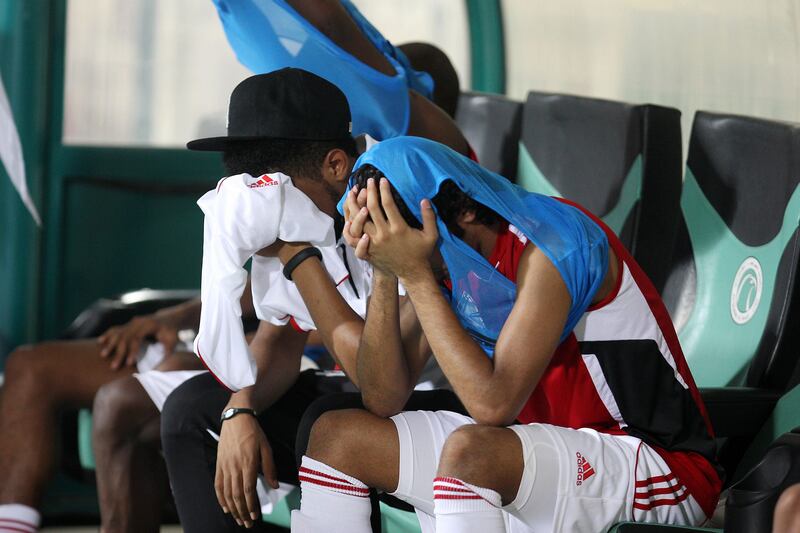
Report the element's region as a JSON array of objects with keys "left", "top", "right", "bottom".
[
  {"left": 434, "top": 476, "right": 466, "bottom": 486},
  {"left": 298, "top": 476, "right": 369, "bottom": 496},
  {"left": 299, "top": 466, "right": 358, "bottom": 486},
  {"left": 433, "top": 494, "right": 483, "bottom": 500},
  {"left": 0, "top": 519, "right": 35, "bottom": 528},
  {"left": 0, "top": 518, "right": 35, "bottom": 532},
  {"left": 0, "top": 525, "right": 35, "bottom": 533},
  {"left": 635, "top": 473, "right": 676, "bottom": 487},
  {"left": 433, "top": 485, "right": 473, "bottom": 493}
]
